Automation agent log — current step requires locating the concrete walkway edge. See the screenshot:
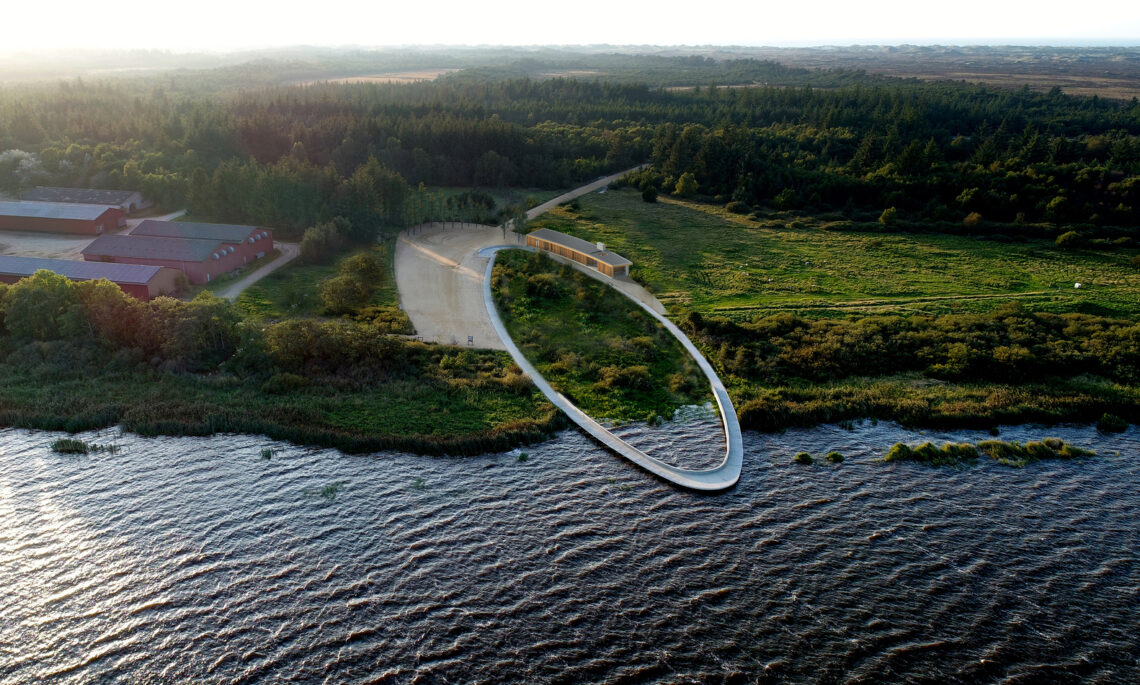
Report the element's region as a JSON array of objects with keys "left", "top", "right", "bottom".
[{"left": 481, "top": 246, "right": 743, "bottom": 492}]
